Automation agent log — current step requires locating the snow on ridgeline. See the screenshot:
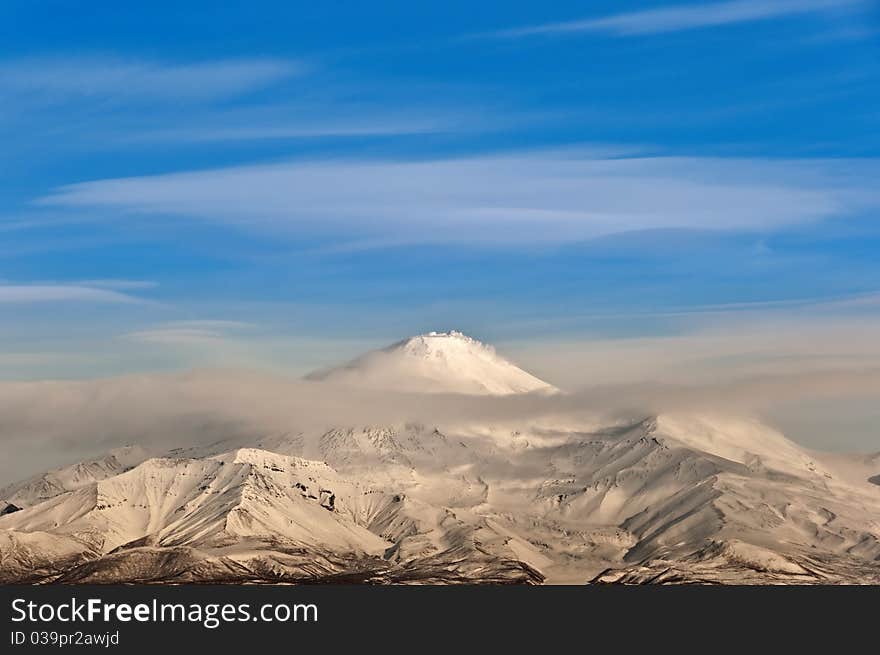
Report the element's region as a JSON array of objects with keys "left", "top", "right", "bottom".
[
  {"left": 0, "top": 445, "right": 151, "bottom": 509},
  {"left": 307, "top": 330, "right": 558, "bottom": 396},
  {"left": 2, "top": 330, "right": 879, "bottom": 584},
  {"left": 1, "top": 408, "right": 879, "bottom": 583}
]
